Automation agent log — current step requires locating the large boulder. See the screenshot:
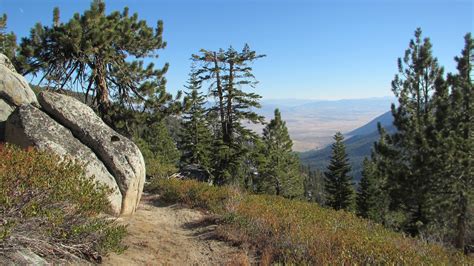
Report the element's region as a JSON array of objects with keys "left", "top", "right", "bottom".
[
  {"left": 38, "top": 91, "right": 145, "bottom": 215},
  {"left": 0, "top": 55, "right": 38, "bottom": 107},
  {"left": 5, "top": 104, "right": 123, "bottom": 215}
]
